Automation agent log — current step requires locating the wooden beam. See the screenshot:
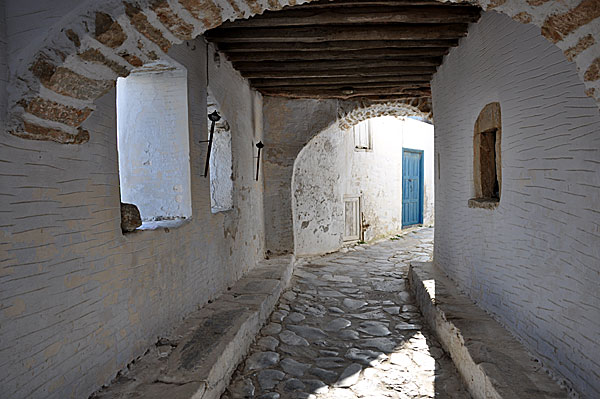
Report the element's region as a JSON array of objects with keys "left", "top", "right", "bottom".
[
  {"left": 255, "top": 82, "right": 429, "bottom": 92},
  {"left": 215, "top": 40, "right": 459, "bottom": 52},
  {"left": 224, "top": 47, "right": 448, "bottom": 62},
  {"left": 233, "top": 57, "right": 442, "bottom": 72},
  {"left": 258, "top": 86, "right": 431, "bottom": 99},
  {"left": 205, "top": 24, "right": 470, "bottom": 43},
  {"left": 289, "top": 0, "right": 463, "bottom": 8},
  {"left": 360, "top": 95, "right": 431, "bottom": 101},
  {"left": 218, "top": 6, "right": 480, "bottom": 28},
  {"left": 240, "top": 66, "right": 437, "bottom": 78},
  {"left": 249, "top": 74, "right": 432, "bottom": 87}
]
